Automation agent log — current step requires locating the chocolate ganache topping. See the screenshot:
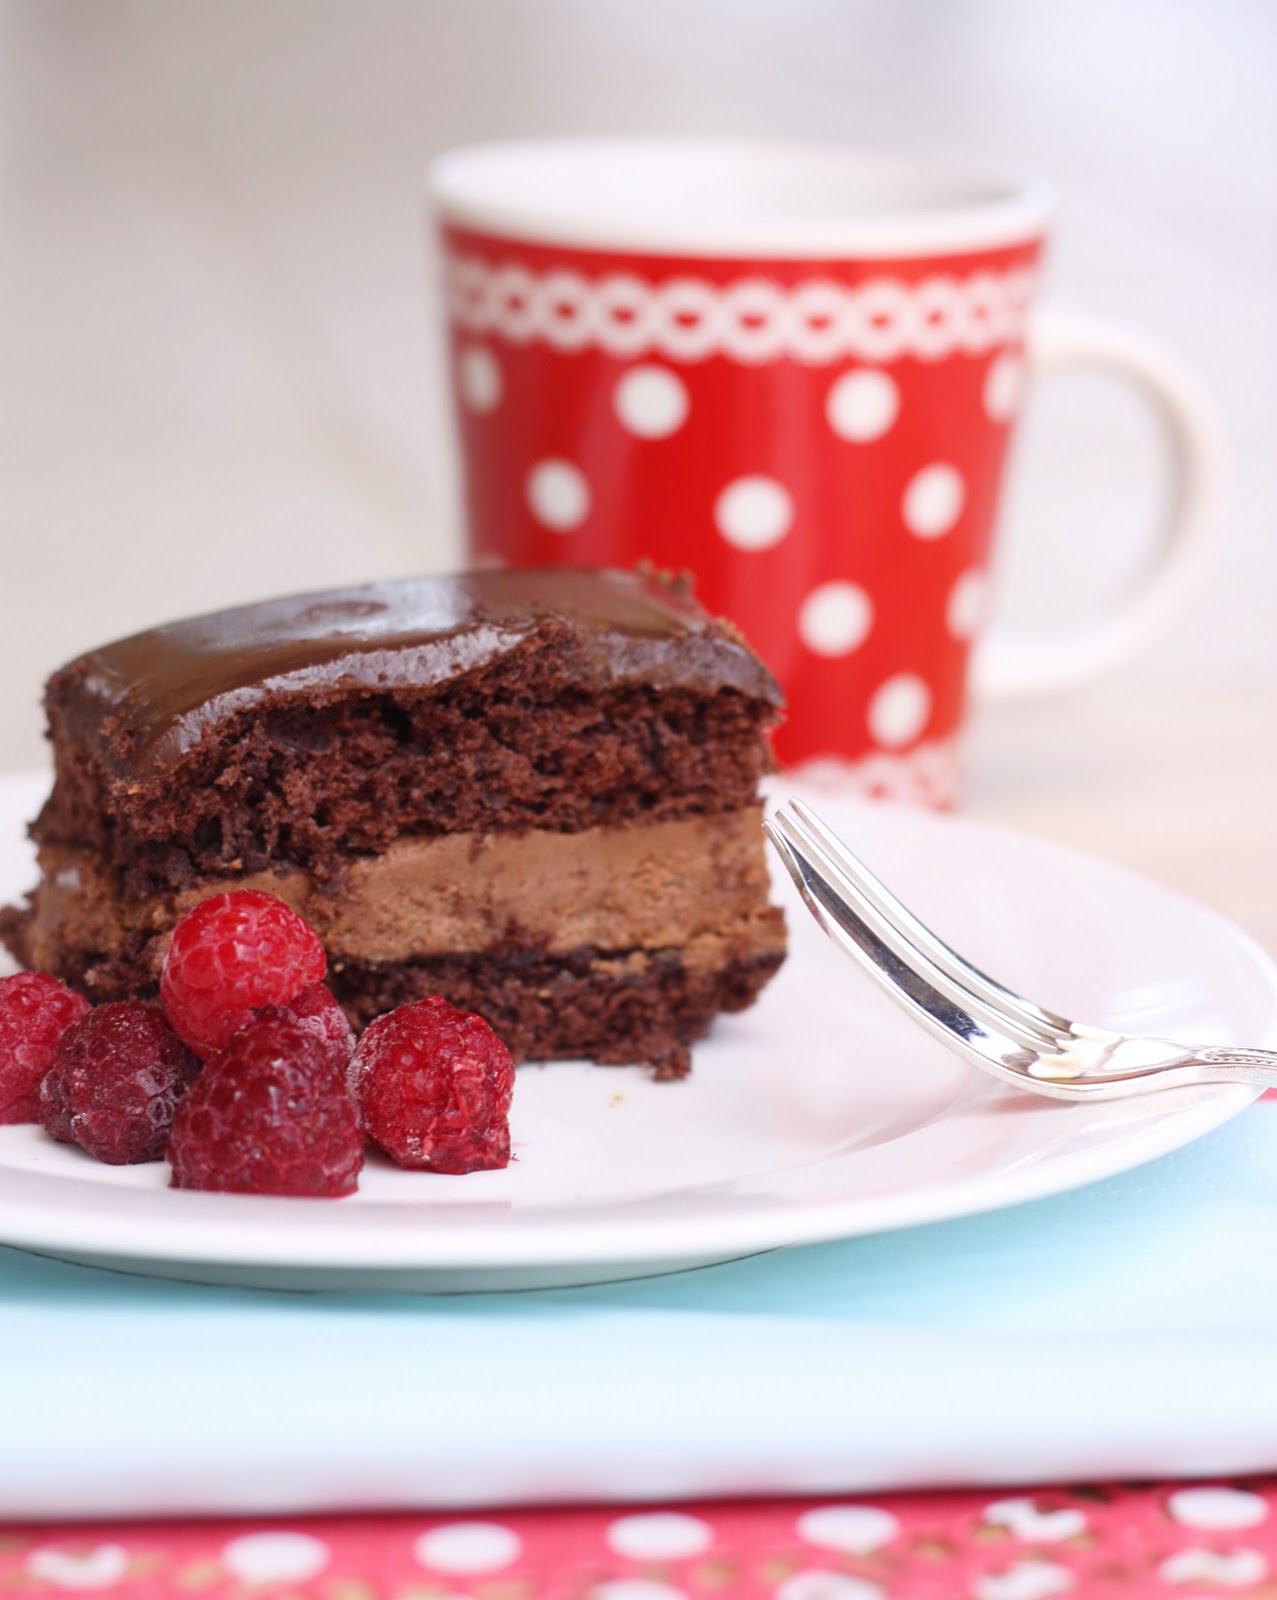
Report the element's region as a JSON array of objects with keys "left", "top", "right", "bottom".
[{"left": 54, "top": 568, "right": 783, "bottom": 779}]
